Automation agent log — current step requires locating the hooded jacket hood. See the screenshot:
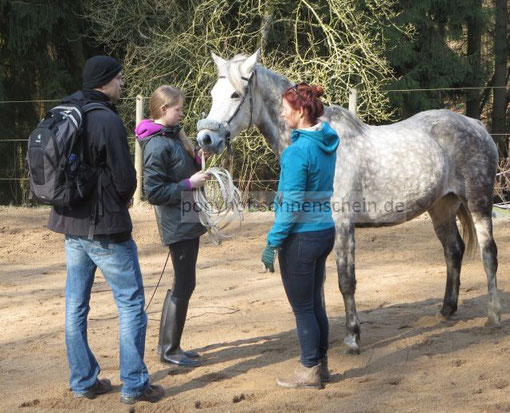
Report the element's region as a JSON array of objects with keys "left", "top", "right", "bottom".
[
  {"left": 61, "top": 90, "right": 117, "bottom": 112},
  {"left": 135, "top": 119, "right": 164, "bottom": 140},
  {"left": 134, "top": 119, "right": 182, "bottom": 149},
  {"left": 61, "top": 90, "right": 87, "bottom": 106},
  {"left": 290, "top": 121, "right": 339, "bottom": 154}
]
